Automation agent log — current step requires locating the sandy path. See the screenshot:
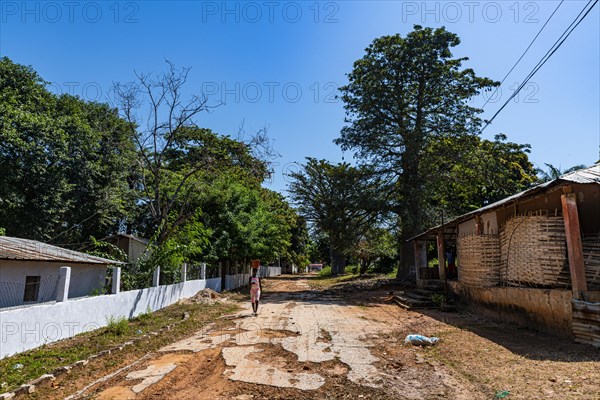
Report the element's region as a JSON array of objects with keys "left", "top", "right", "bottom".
[{"left": 85, "top": 276, "right": 481, "bottom": 400}]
